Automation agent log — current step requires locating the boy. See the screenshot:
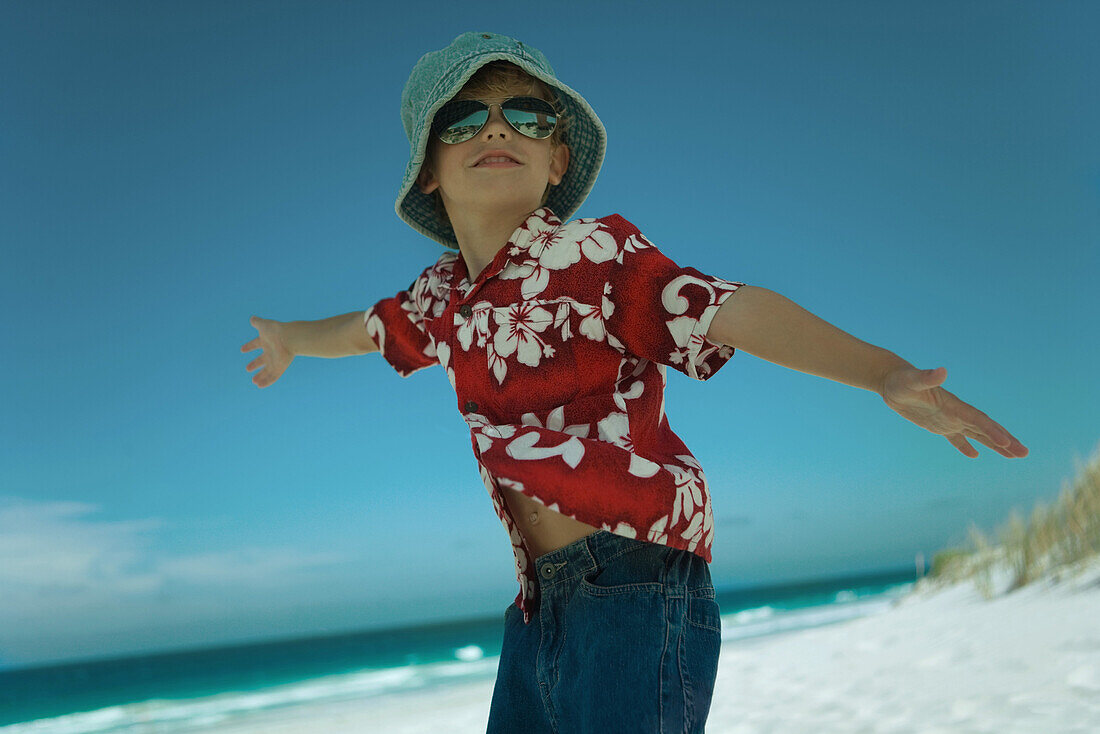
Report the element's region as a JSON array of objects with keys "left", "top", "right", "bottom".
[{"left": 242, "top": 31, "right": 1027, "bottom": 733}]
